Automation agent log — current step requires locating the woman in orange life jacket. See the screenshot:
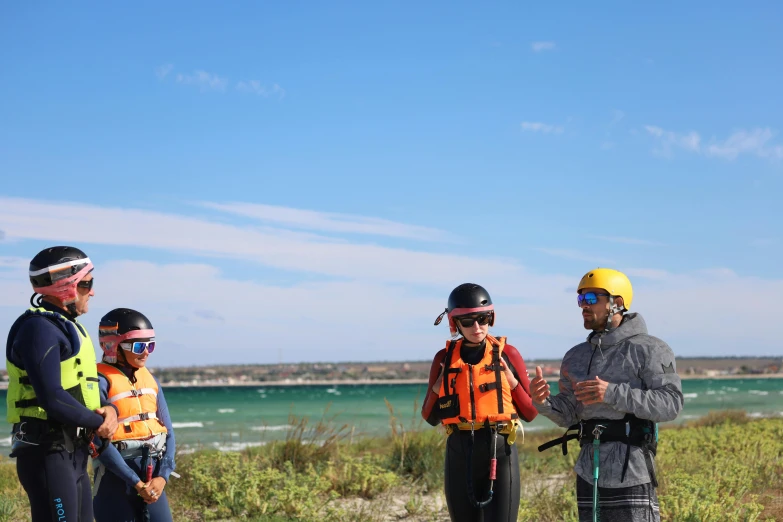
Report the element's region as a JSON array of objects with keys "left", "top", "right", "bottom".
[
  {"left": 91, "top": 308, "right": 176, "bottom": 522},
  {"left": 421, "top": 283, "right": 538, "bottom": 522}
]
